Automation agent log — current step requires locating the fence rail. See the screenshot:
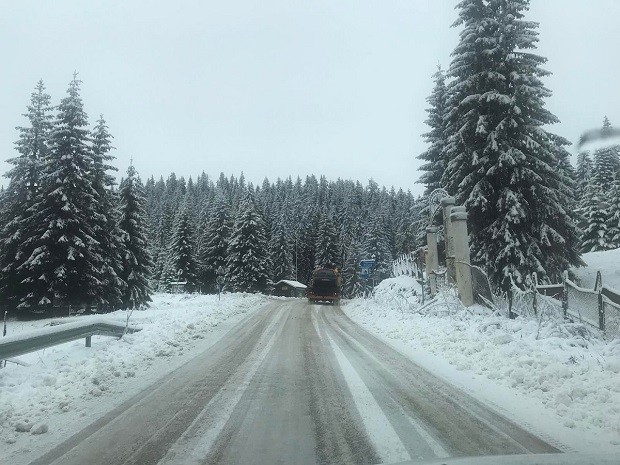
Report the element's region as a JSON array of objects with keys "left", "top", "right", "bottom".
[
  {"left": 0, "top": 319, "right": 141, "bottom": 361},
  {"left": 392, "top": 251, "right": 424, "bottom": 279},
  {"left": 508, "top": 271, "right": 620, "bottom": 339}
]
